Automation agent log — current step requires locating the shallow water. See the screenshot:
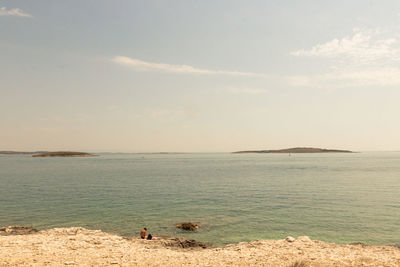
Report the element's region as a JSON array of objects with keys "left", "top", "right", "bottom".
[{"left": 0, "top": 152, "right": 399, "bottom": 246}]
